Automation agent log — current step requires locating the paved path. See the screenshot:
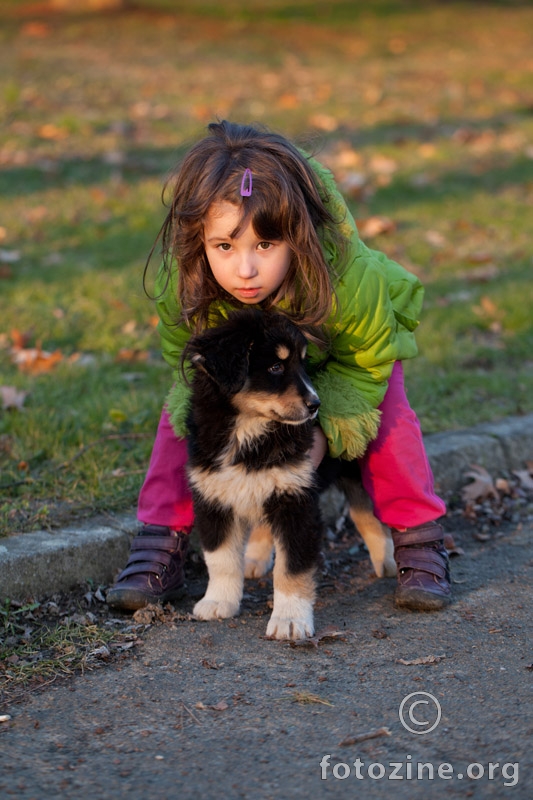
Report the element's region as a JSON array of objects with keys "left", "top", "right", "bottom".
[
  {"left": 1, "top": 414, "right": 532, "bottom": 799},
  {"left": 0, "top": 516, "right": 531, "bottom": 799}
]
